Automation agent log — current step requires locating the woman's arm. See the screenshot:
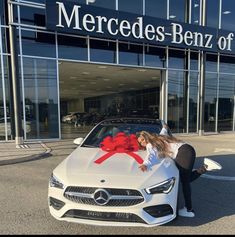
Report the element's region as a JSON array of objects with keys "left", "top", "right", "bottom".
[{"left": 139, "top": 143, "right": 160, "bottom": 172}]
